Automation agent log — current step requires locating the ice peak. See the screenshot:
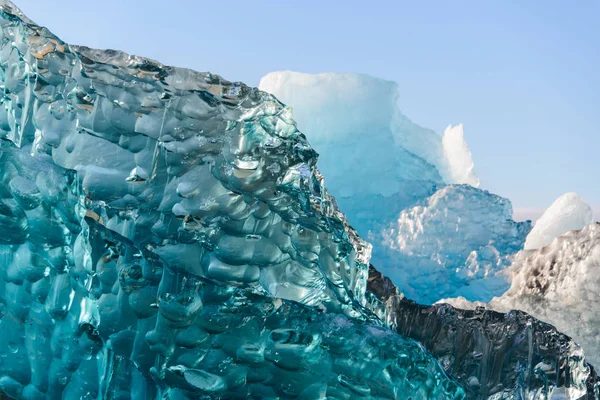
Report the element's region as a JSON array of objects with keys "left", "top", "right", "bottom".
[
  {"left": 442, "top": 123, "right": 480, "bottom": 188},
  {"left": 524, "top": 192, "right": 593, "bottom": 250}
]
